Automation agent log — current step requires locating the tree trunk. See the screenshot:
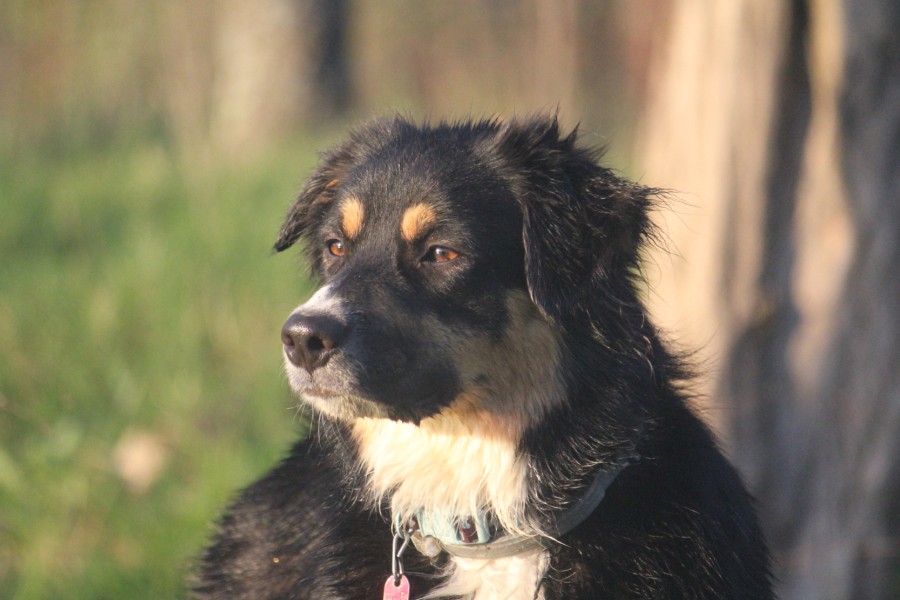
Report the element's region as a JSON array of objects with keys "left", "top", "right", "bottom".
[
  {"left": 209, "top": 0, "right": 351, "bottom": 156},
  {"left": 637, "top": 1, "right": 900, "bottom": 598}
]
